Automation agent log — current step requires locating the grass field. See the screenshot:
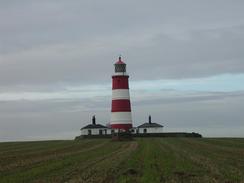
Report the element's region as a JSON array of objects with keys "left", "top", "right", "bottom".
[{"left": 0, "top": 138, "right": 243, "bottom": 183}]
